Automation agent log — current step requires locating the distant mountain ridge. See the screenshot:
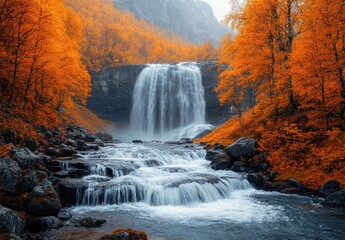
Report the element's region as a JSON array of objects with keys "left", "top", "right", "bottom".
[{"left": 114, "top": 0, "right": 229, "bottom": 45}]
